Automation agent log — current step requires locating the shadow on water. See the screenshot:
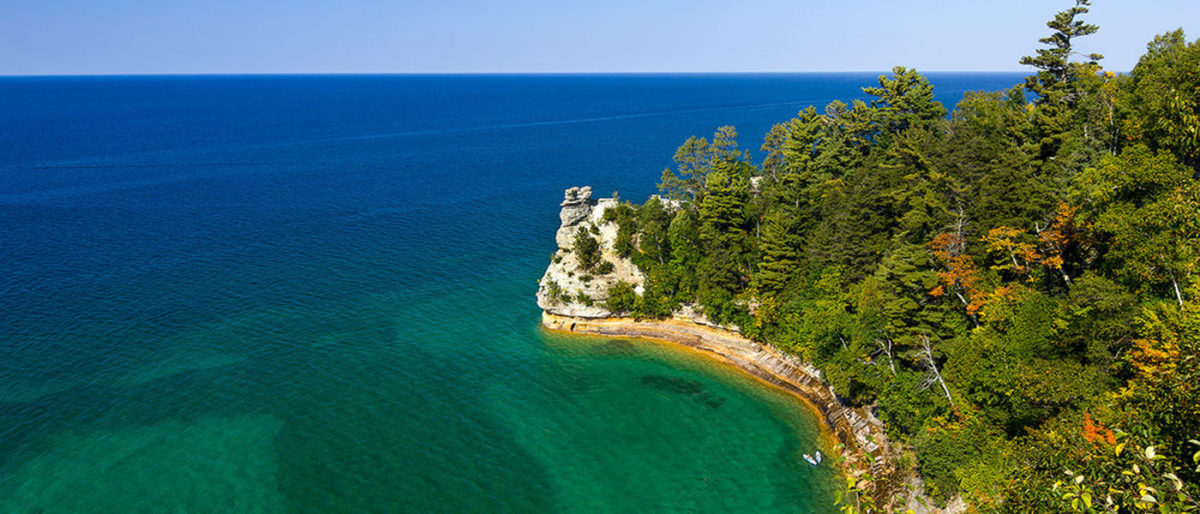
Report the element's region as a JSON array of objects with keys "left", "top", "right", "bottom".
[
  {"left": 639, "top": 375, "right": 726, "bottom": 409},
  {"left": 593, "top": 339, "right": 638, "bottom": 356}
]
